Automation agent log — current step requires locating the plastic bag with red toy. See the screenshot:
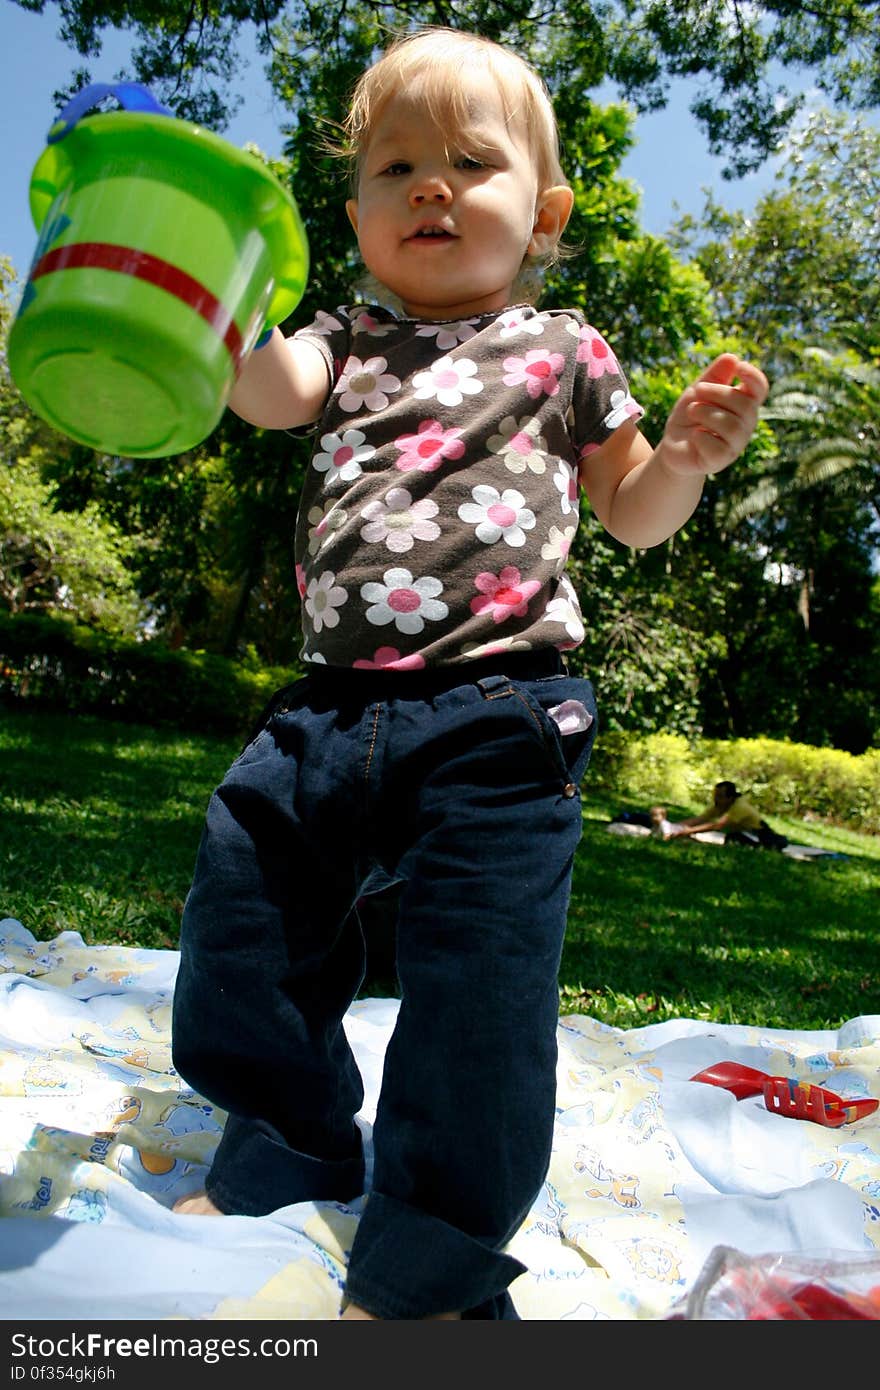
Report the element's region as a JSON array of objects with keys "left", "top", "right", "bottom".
[{"left": 668, "top": 1245, "right": 880, "bottom": 1320}]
